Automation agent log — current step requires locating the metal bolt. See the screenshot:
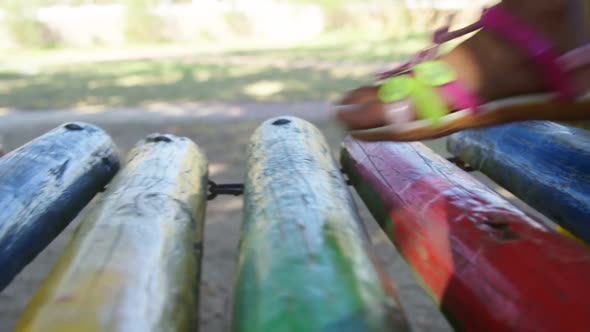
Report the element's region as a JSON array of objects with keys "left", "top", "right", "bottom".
[
  {"left": 64, "top": 123, "right": 83, "bottom": 131},
  {"left": 272, "top": 119, "right": 291, "bottom": 126},
  {"left": 147, "top": 135, "right": 172, "bottom": 143}
]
